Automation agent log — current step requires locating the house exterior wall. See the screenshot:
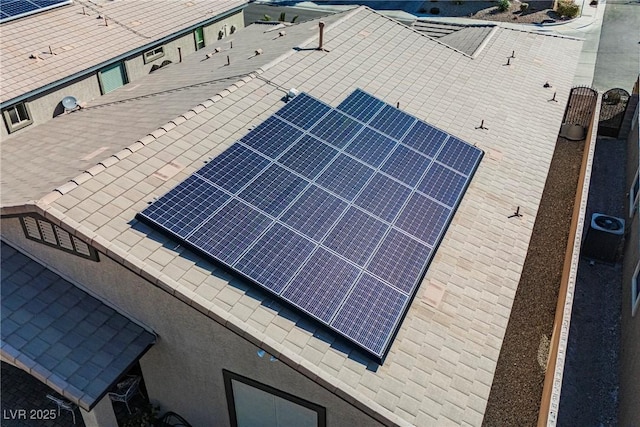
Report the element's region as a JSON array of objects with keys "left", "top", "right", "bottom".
[
  {"left": 0, "top": 216, "right": 383, "bottom": 427},
  {"left": 1, "top": 10, "right": 244, "bottom": 141},
  {"left": 620, "top": 88, "right": 640, "bottom": 427}
]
